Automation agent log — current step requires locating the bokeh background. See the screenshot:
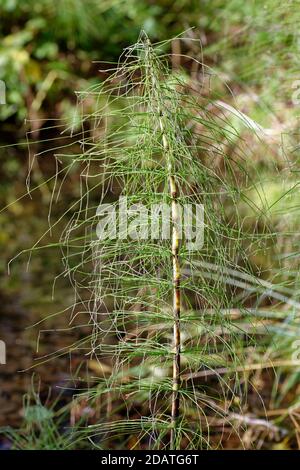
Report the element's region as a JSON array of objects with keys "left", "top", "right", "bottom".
[{"left": 1, "top": 0, "right": 300, "bottom": 449}]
